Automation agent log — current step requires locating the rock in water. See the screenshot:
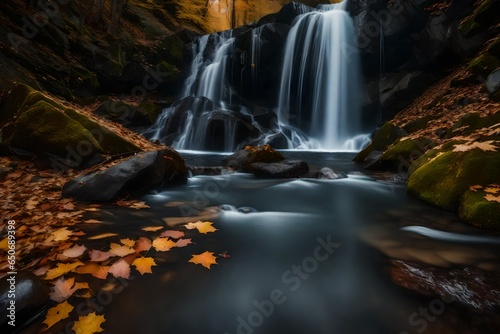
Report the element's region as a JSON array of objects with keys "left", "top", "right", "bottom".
[
  {"left": 62, "top": 148, "right": 187, "bottom": 202},
  {"left": 315, "top": 167, "right": 348, "bottom": 180},
  {"left": 249, "top": 160, "right": 309, "bottom": 178},
  {"left": 224, "top": 145, "right": 285, "bottom": 172},
  {"left": 0, "top": 272, "right": 50, "bottom": 327}
]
